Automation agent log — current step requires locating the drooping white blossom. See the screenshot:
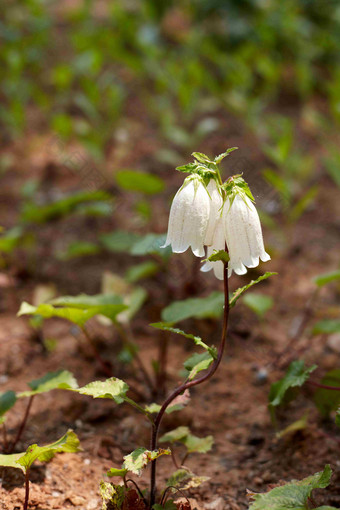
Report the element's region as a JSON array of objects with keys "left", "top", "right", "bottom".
[
  {"left": 201, "top": 217, "right": 226, "bottom": 280},
  {"left": 162, "top": 176, "right": 211, "bottom": 257},
  {"left": 204, "top": 179, "right": 223, "bottom": 247},
  {"left": 223, "top": 194, "right": 270, "bottom": 276}
]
